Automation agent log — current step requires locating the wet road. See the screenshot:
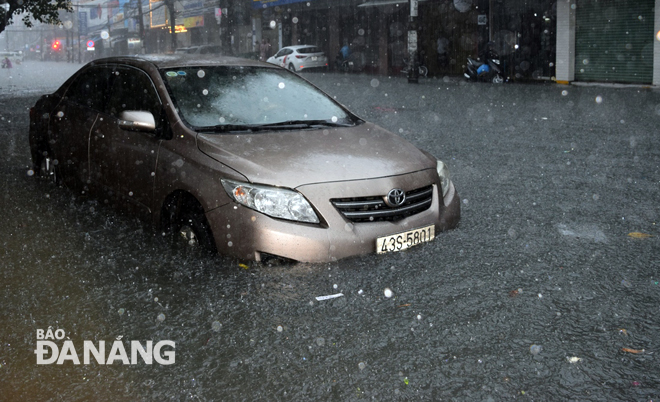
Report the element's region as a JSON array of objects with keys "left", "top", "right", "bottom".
[{"left": 1, "top": 62, "right": 660, "bottom": 401}]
